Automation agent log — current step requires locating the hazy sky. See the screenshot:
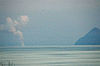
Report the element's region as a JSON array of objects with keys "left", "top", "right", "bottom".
[{"left": 0, "top": 0, "right": 100, "bottom": 46}]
